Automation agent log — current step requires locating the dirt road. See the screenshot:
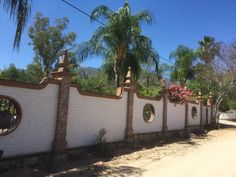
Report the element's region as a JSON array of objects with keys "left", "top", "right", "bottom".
[
  {"left": 125, "top": 121, "right": 236, "bottom": 177},
  {"left": 32, "top": 120, "right": 236, "bottom": 177}
]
